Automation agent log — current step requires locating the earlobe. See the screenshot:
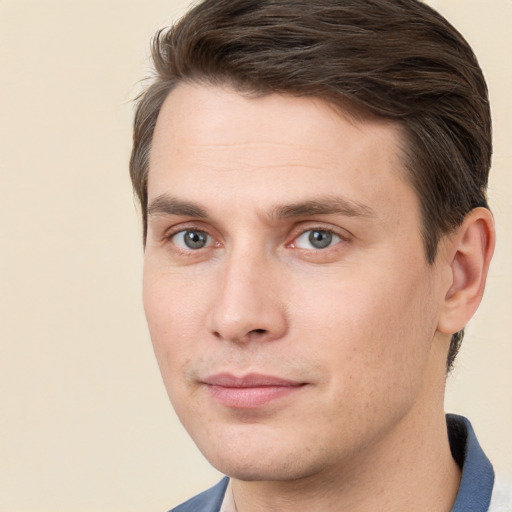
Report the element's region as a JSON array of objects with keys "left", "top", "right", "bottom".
[{"left": 437, "top": 207, "right": 495, "bottom": 335}]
